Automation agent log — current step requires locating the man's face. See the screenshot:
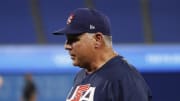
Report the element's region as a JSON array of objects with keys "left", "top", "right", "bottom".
[{"left": 64, "top": 33, "right": 95, "bottom": 67}]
